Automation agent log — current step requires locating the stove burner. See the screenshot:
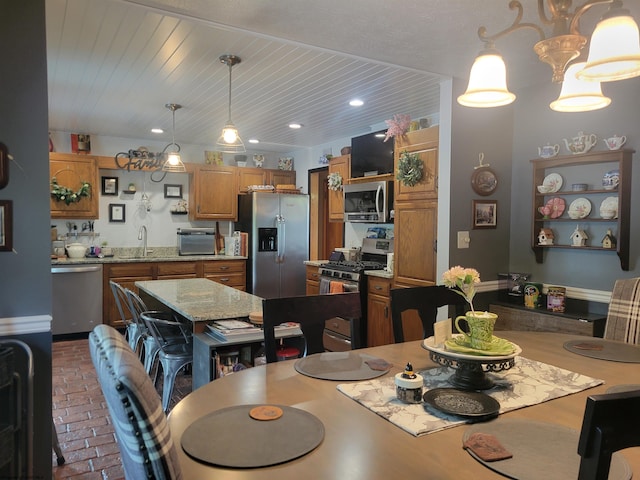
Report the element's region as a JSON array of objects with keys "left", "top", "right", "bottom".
[{"left": 324, "top": 260, "right": 386, "bottom": 273}]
